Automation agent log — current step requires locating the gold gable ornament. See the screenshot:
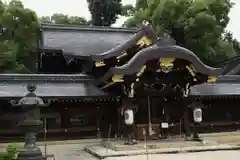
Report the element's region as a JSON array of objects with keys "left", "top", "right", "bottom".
[
  {"left": 207, "top": 76, "right": 217, "bottom": 83},
  {"left": 95, "top": 61, "right": 105, "bottom": 67},
  {"left": 159, "top": 57, "right": 175, "bottom": 73},
  {"left": 136, "top": 36, "right": 153, "bottom": 47},
  {"left": 137, "top": 65, "right": 146, "bottom": 77},
  {"left": 186, "top": 65, "right": 196, "bottom": 77},
  {"left": 112, "top": 75, "right": 124, "bottom": 82},
  {"left": 159, "top": 57, "right": 175, "bottom": 67}
]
